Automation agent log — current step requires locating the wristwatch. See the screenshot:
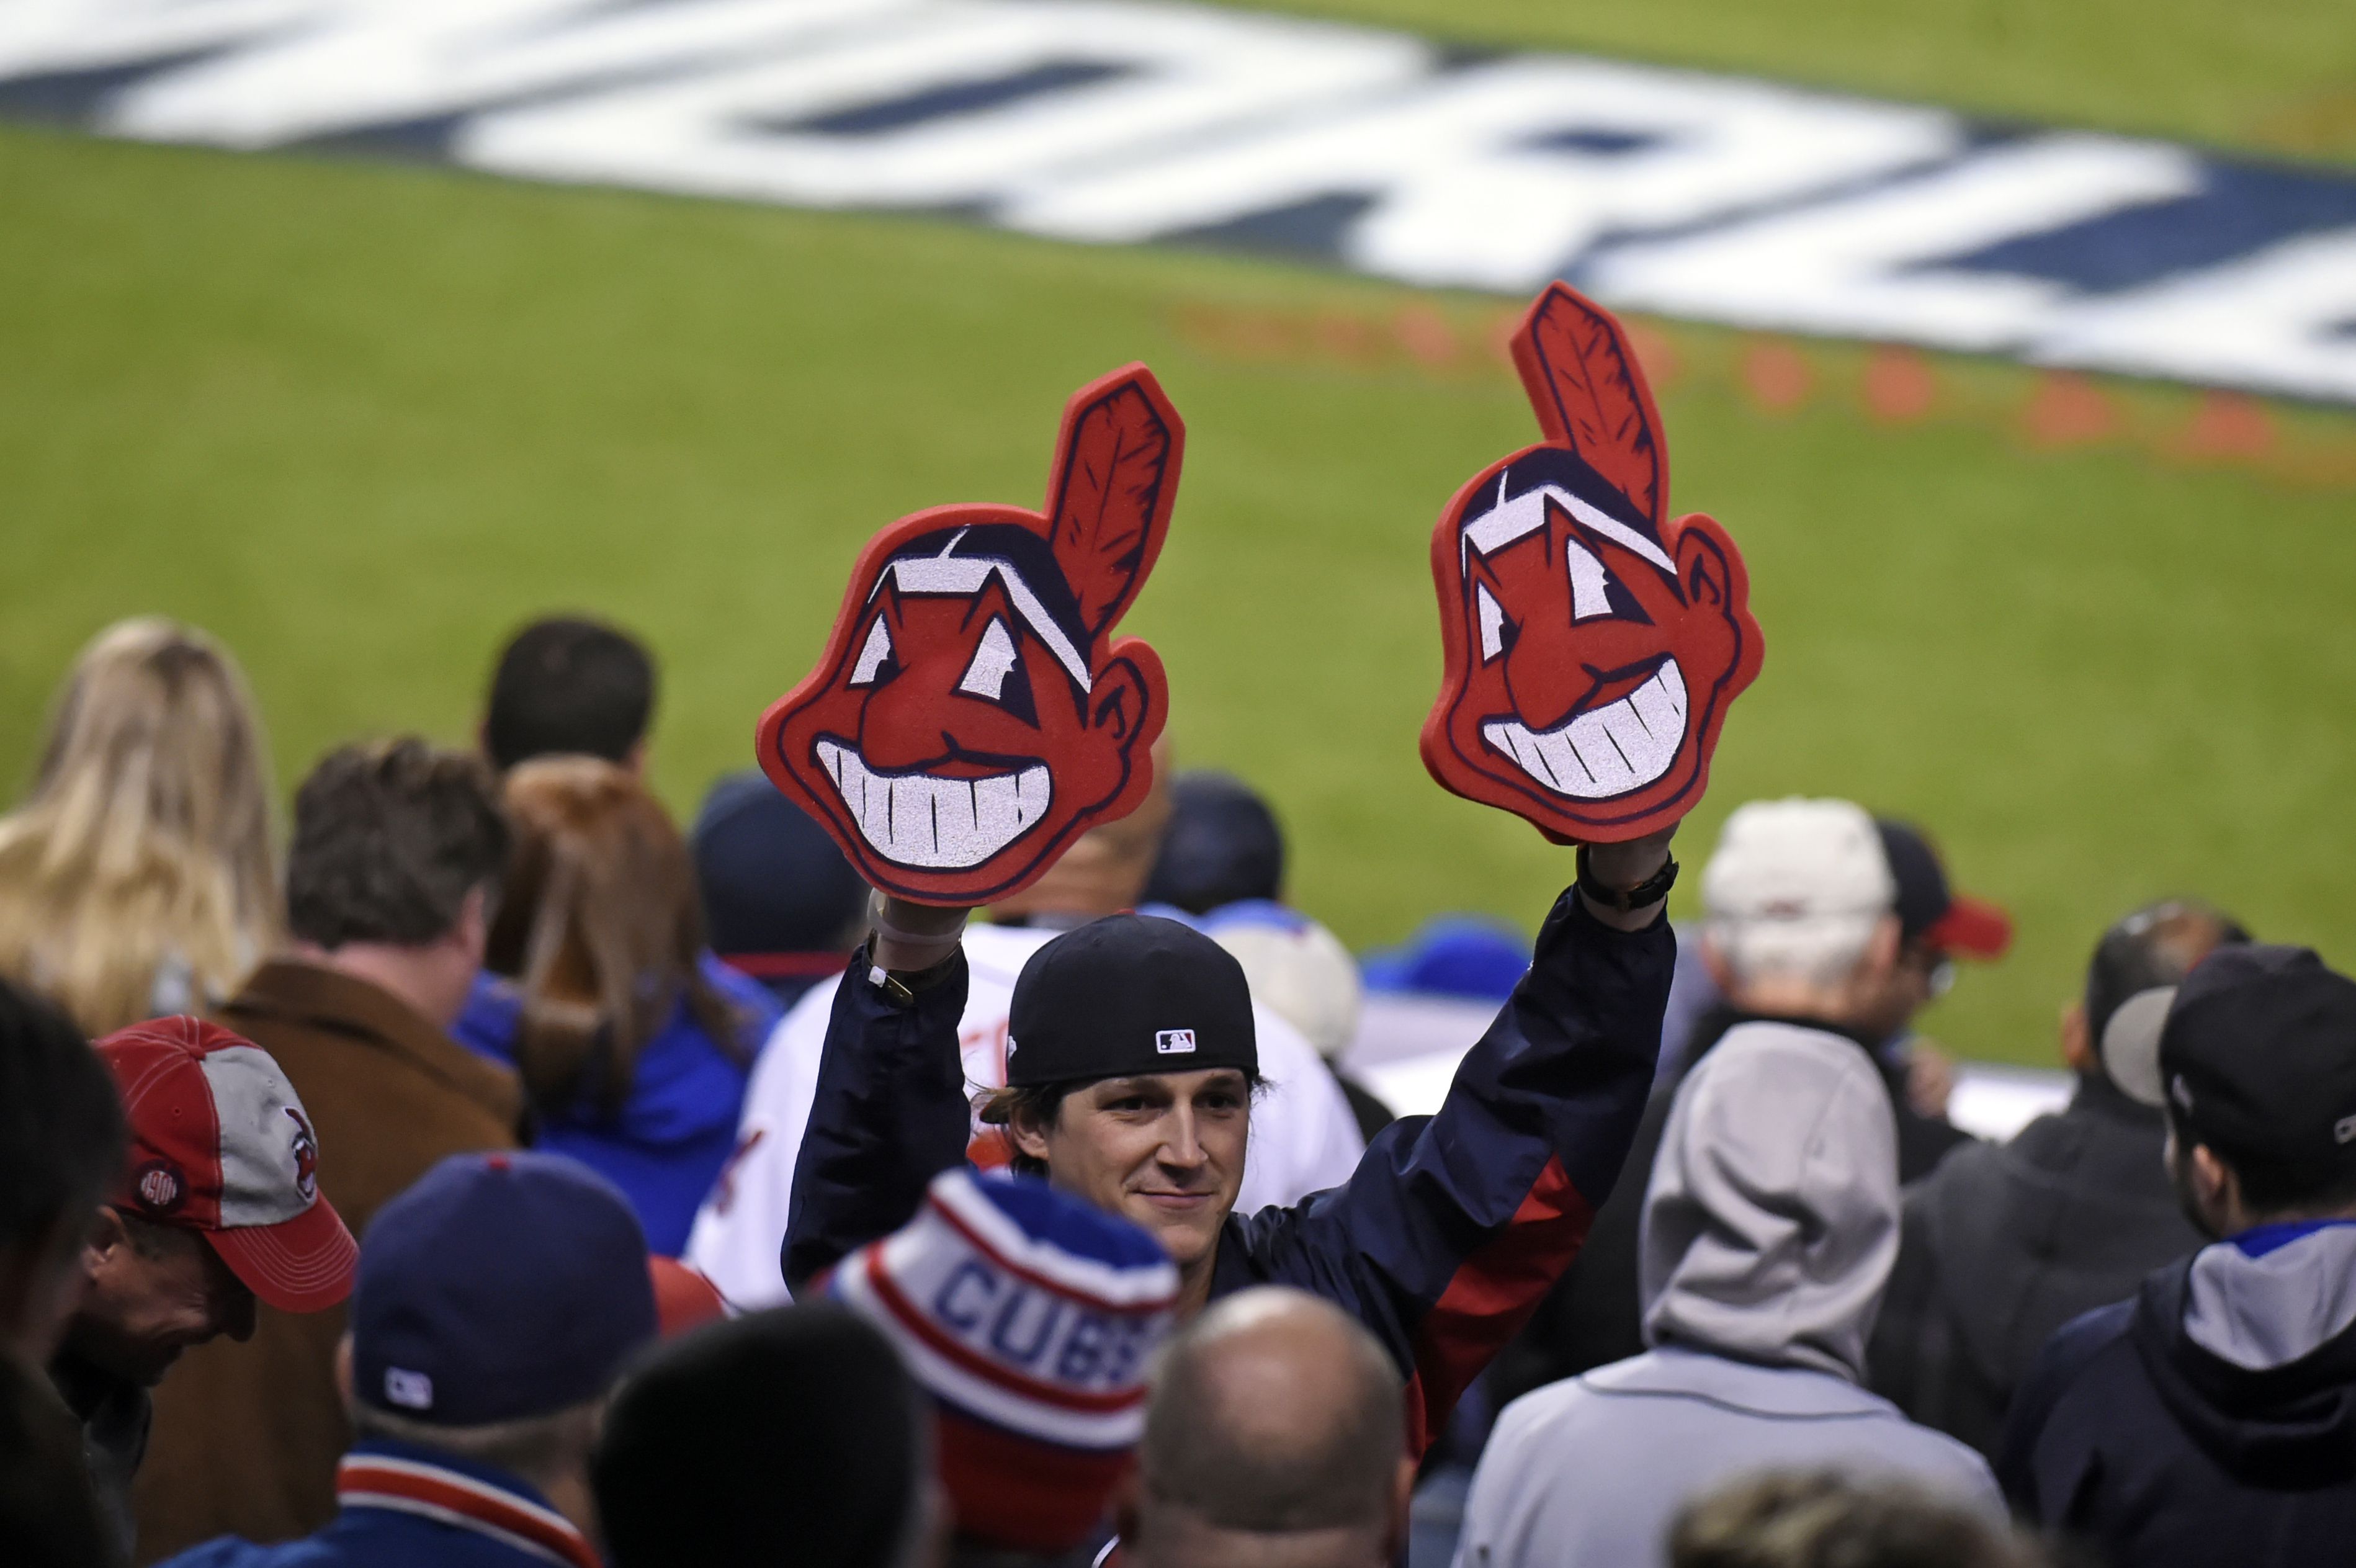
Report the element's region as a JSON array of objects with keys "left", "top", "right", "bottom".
[{"left": 1575, "top": 844, "right": 1680, "bottom": 912}]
